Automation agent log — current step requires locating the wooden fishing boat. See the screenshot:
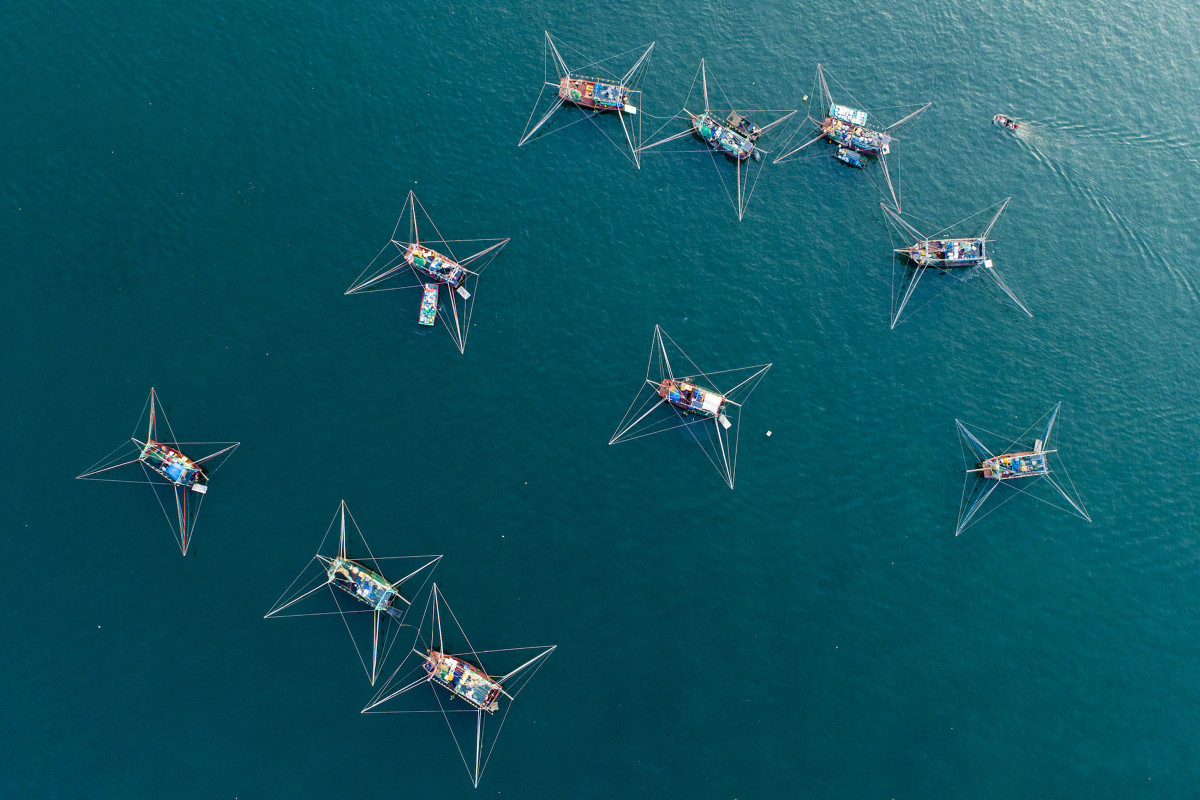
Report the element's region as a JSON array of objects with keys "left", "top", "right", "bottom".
[
  {"left": 558, "top": 76, "right": 637, "bottom": 113},
  {"left": 418, "top": 283, "right": 438, "bottom": 326},
  {"left": 979, "top": 439, "right": 1051, "bottom": 480},
  {"left": 904, "top": 237, "right": 987, "bottom": 268},
  {"left": 658, "top": 377, "right": 727, "bottom": 417},
  {"left": 820, "top": 103, "right": 891, "bottom": 155},
  {"left": 326, "top": 555, "right": 406, "bottom": 620},
  {"left": 405, "top": 244, "right": 467, "bottom": 288},
  {"left": 690, "top": 112, "right": 759, "bottom": 161},
  {"left": 424, "top": 650, "right": 504, "bottom": 712},
  {"left": 139, "top": 441, "right": 207, "bottom": 492}
]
